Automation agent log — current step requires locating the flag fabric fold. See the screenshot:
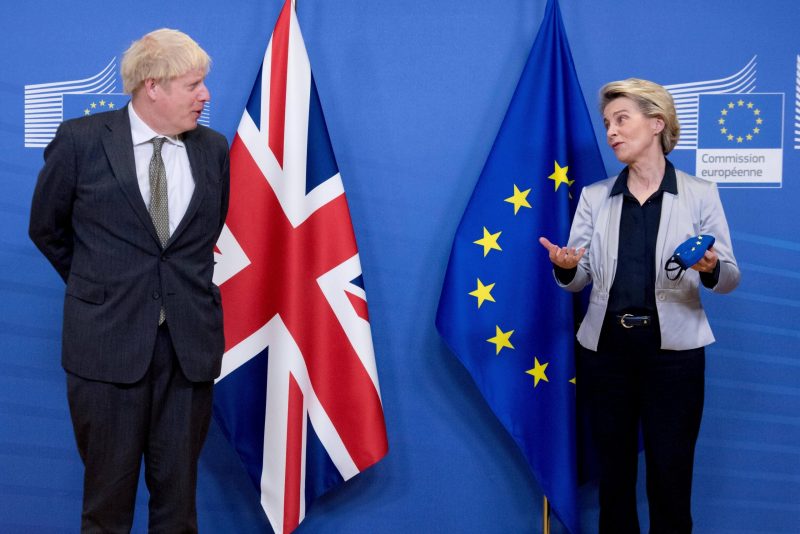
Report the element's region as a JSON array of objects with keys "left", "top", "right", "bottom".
[
  {"left": 435, "top": 1, "right": 605, "bottom": 532},
  {"left": 212, "top": 1, "right": 388, "bottom": 532}
]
